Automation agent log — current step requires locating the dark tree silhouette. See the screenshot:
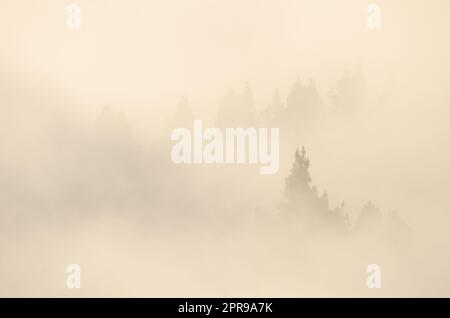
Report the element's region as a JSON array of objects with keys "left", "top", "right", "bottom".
[{"left": 282, "top": 147, "right": 348, "bottom": 232}]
